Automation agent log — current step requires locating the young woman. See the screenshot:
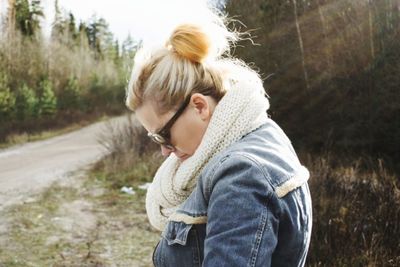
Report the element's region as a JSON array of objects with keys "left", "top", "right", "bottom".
[{"left": 125, "top": 9, "right": 312, "bottom": 267}]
